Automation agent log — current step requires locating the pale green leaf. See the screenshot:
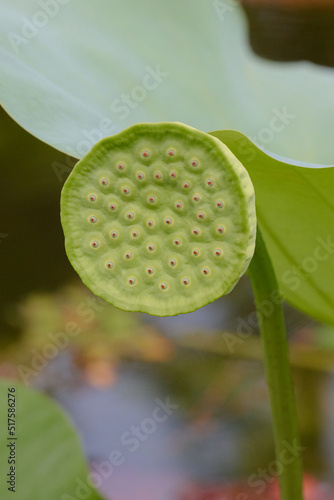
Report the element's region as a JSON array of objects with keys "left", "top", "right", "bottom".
[{"left": 0, "top": 1, "right": 334, "bottom": 163}]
